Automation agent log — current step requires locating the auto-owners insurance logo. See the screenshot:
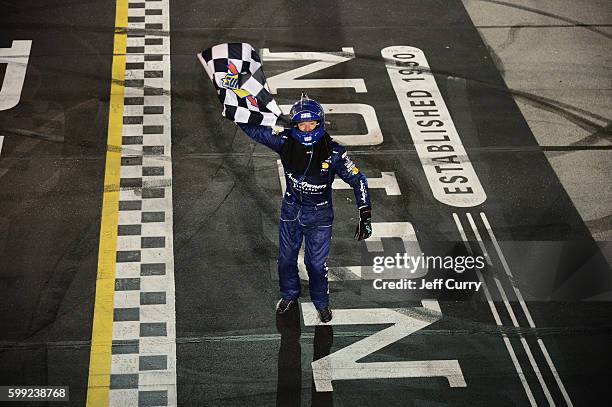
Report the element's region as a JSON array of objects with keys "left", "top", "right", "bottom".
[{"left": 382, "top": 46, "right": 486, "bottom": 207}]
